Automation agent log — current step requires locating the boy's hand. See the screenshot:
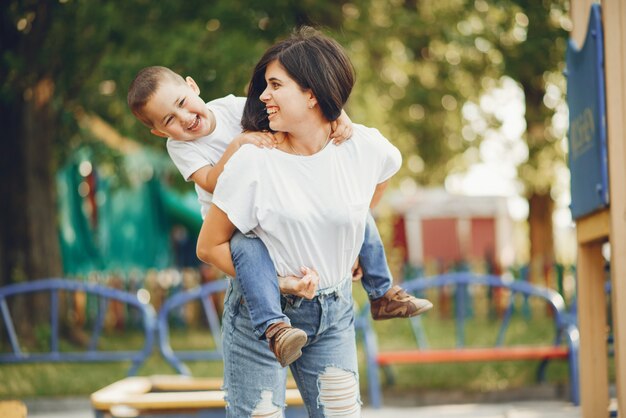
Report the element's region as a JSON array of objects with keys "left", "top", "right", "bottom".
[
  {"left": 237, "top": 131, "right": 277, "bottom": 148},
  {"left": 278, "top": 267, "right": 319, "bottom": 300},
  {"left": 330, "top": 109, "right": 353, "bottom": 145}
]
